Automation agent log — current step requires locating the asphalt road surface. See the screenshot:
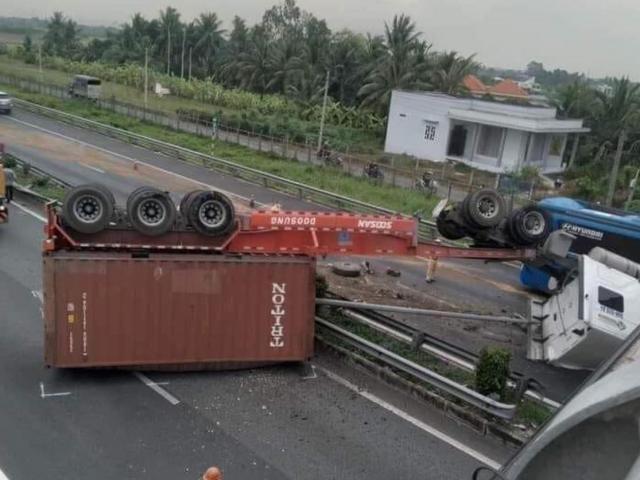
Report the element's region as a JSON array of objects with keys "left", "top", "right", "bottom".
[{"left": 0, "top": 199, "right": 515, "bottom": 479}]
